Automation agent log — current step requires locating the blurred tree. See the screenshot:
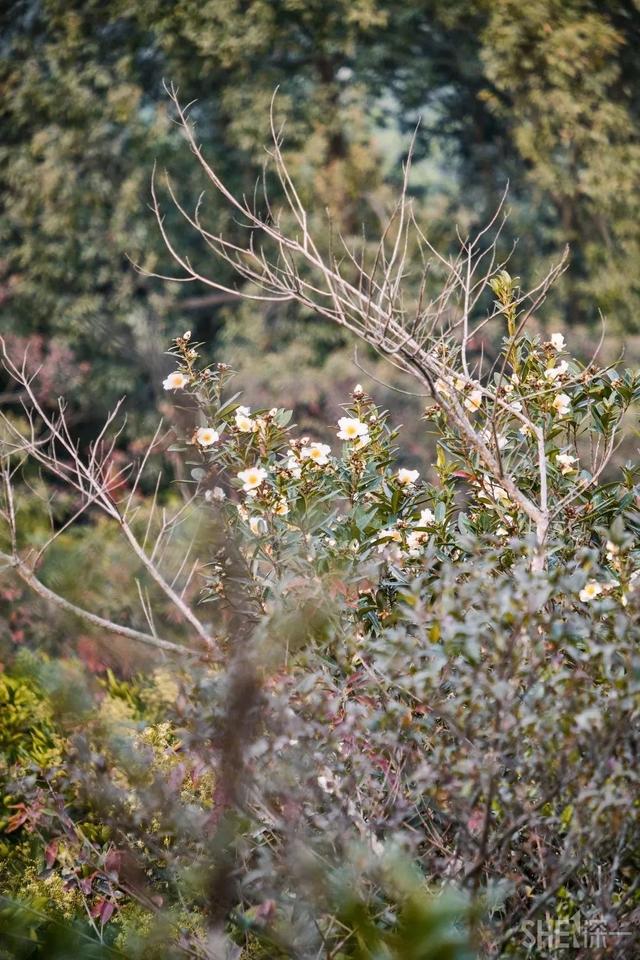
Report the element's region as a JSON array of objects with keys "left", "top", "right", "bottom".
[{"left": 1, "top": 0, "right": 639, "bottom": 440}]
